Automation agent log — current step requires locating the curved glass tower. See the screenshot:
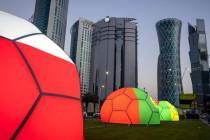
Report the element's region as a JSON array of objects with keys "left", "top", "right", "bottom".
[{"left": 156, "top": 18, "right": 183, "bottom": 107}]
